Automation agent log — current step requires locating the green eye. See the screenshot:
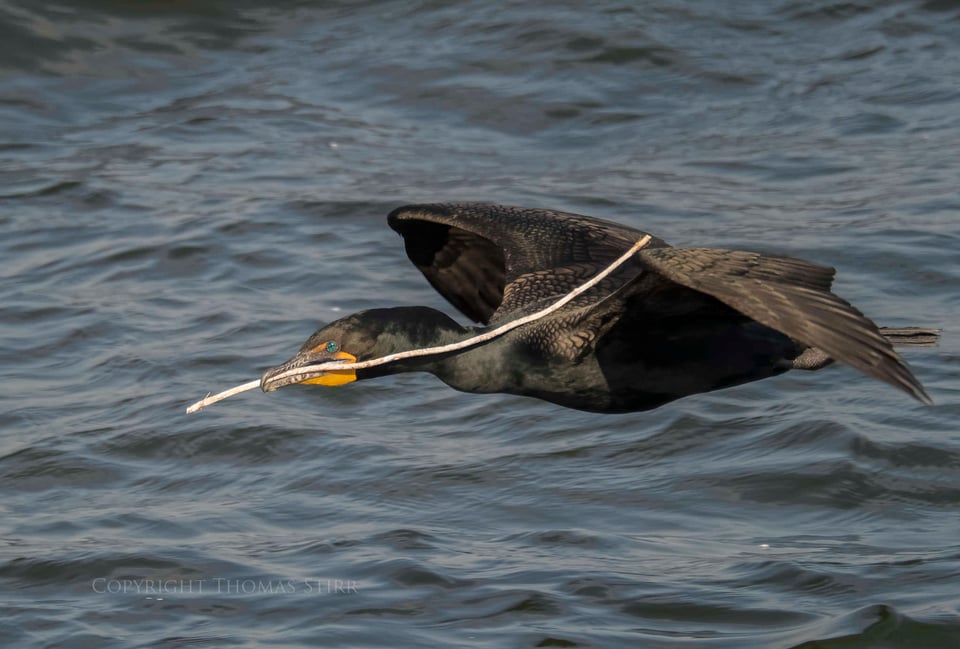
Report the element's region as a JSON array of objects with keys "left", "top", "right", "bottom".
[{"left": 325, "top": 340, "right": 339, "bottom": 353}]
